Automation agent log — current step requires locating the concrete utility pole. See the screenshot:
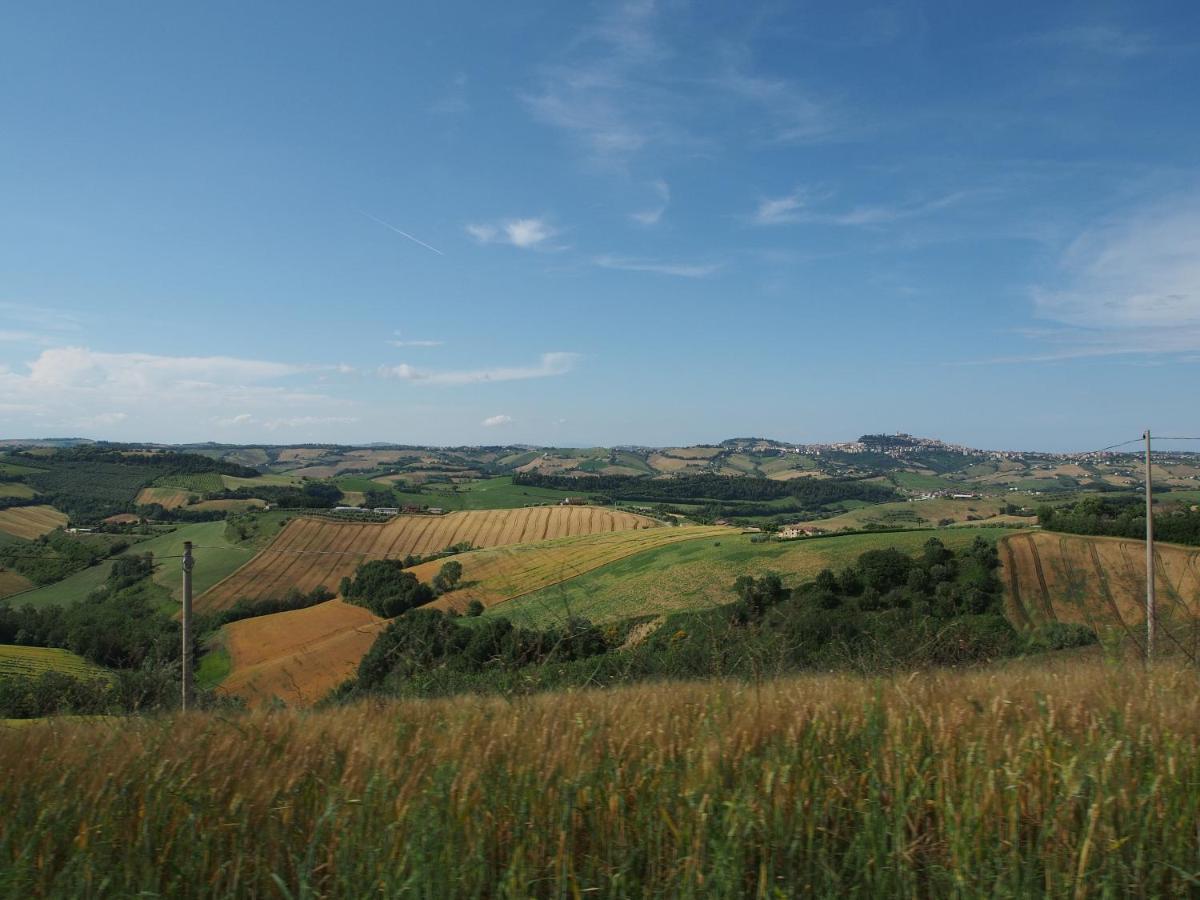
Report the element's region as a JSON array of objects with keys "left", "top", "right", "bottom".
[
  {"left": 182, "top": 540, "right": 194, "bottom": 710},
  {"left": 1144, "top": 430, "right": 1155, "bottom": 665}
]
